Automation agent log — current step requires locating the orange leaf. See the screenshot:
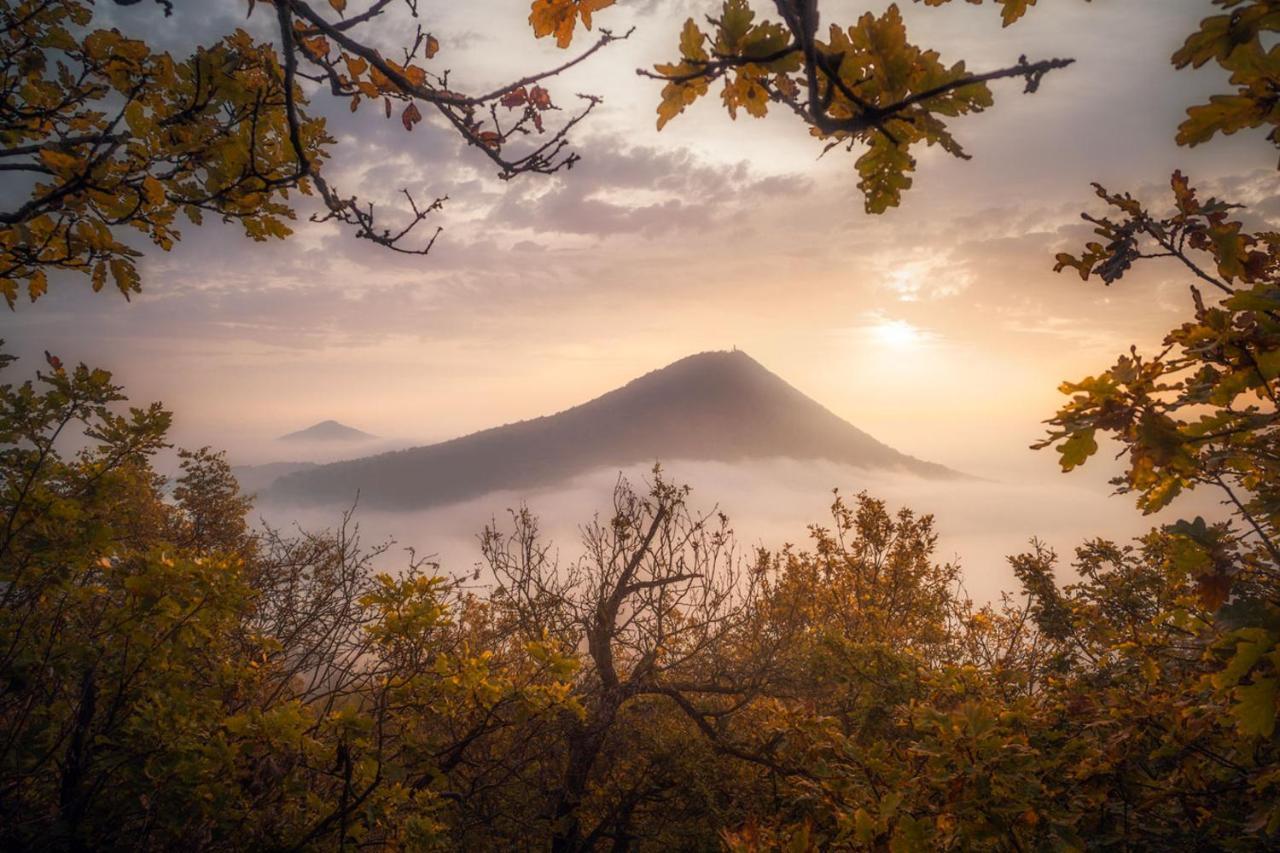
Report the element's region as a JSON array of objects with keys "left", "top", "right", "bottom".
[
  {"left": 403, "top": 65, "right": 427, "bottom": 88},
  {"left": 344, "top": 54, "right": 368, "bottom": 78},
  {"left": 529, "top": 0, "right": 614, "bottom": 49},
  {"left": 303, "top": 36, "right": 330, "bottom": 58}
]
